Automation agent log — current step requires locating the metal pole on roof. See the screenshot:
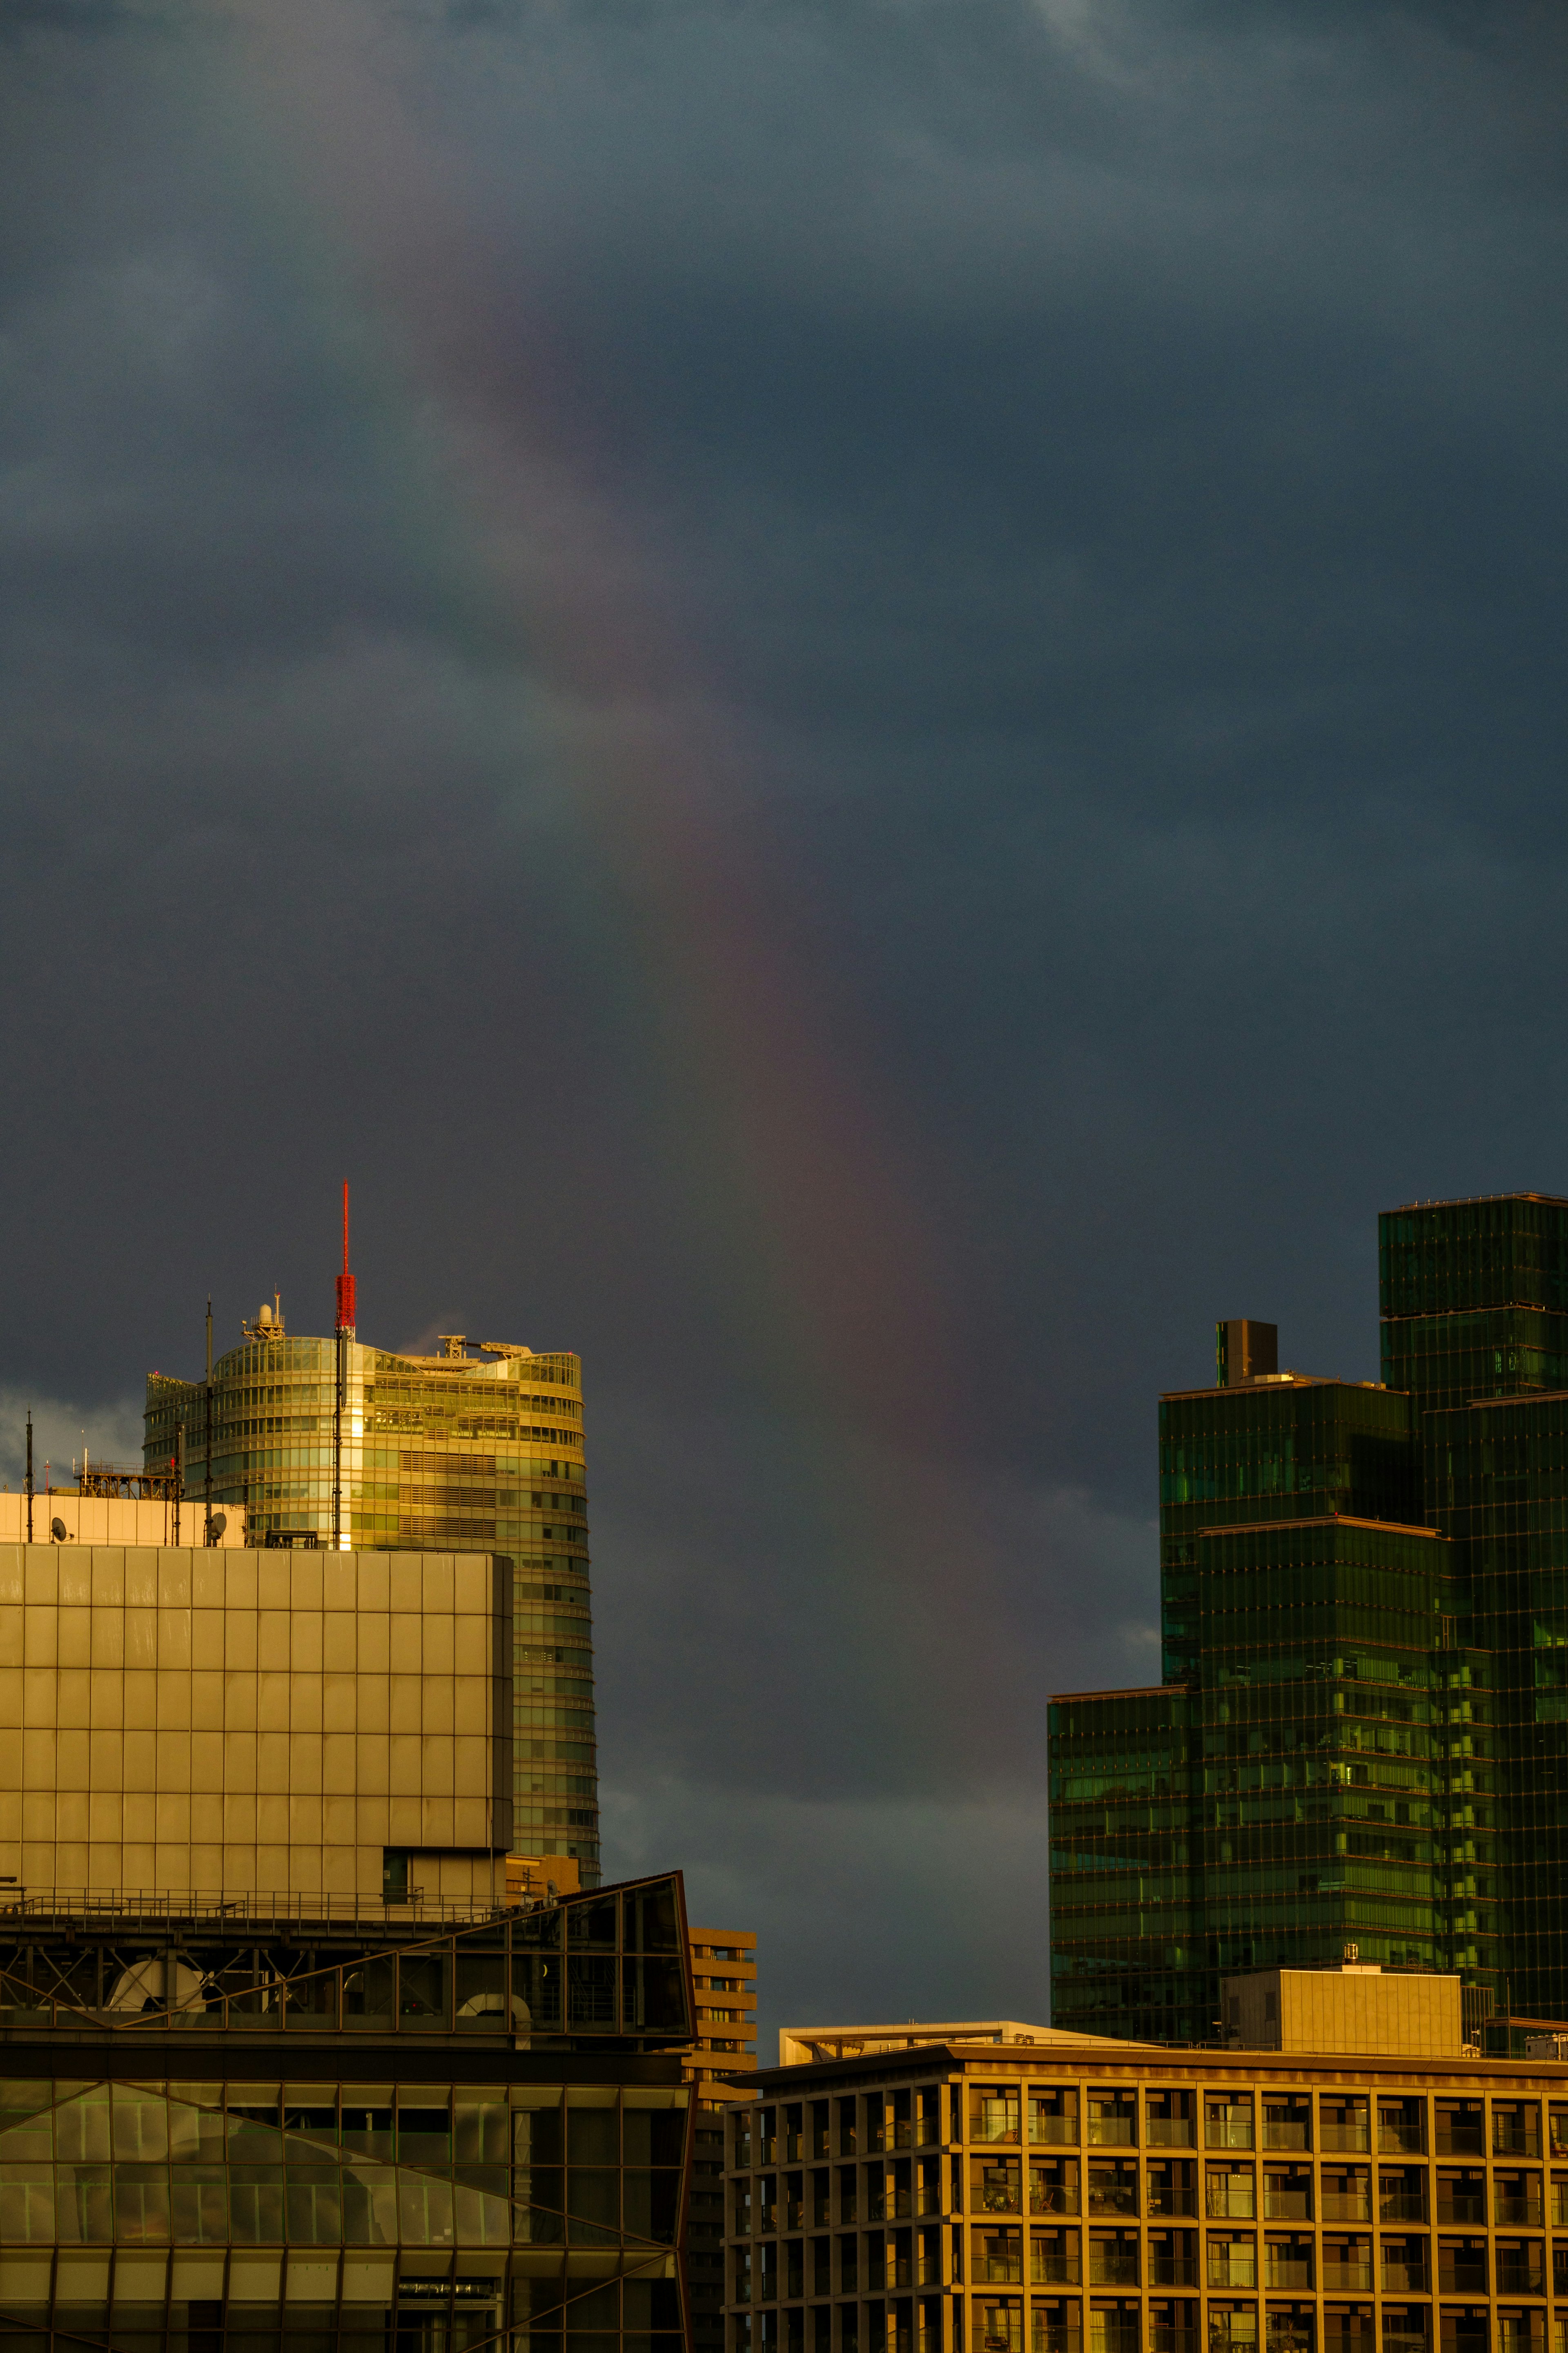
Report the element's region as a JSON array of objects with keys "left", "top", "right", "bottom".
[{"left": 205, "top": 1296, "right": 214, "bottom": 1546}]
